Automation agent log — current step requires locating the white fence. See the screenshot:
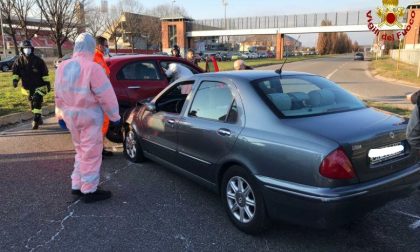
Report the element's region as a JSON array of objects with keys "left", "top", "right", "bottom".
[{"left": 390, "top": 49, "right": 420, "bottom": 66}]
